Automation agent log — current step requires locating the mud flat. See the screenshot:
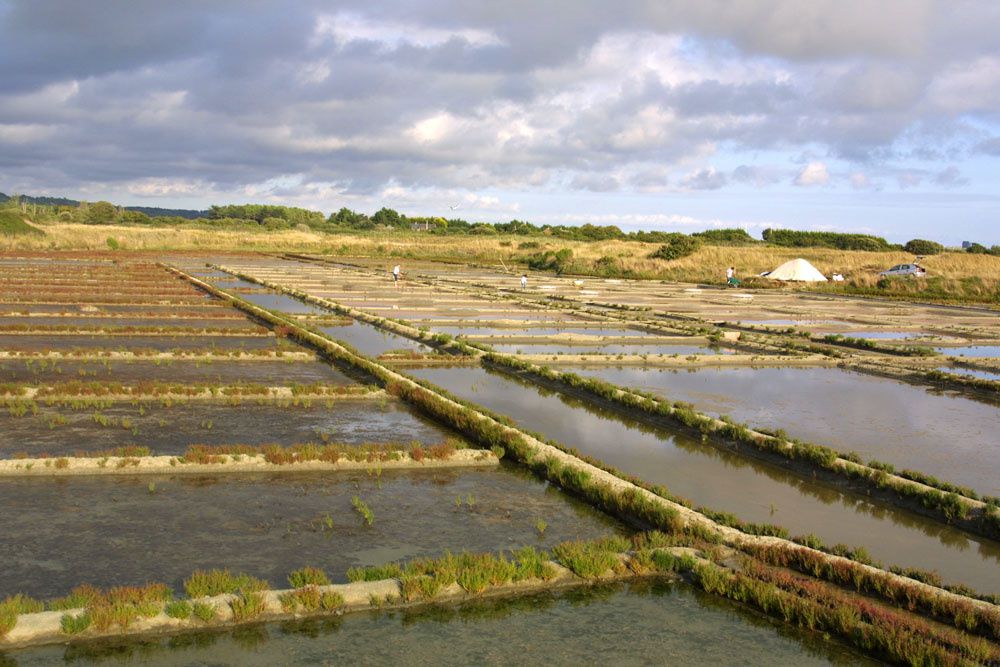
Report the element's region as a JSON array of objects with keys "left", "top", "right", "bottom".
[
  {"left": 4, "top": 580, "right": 873, "bottom": 666},
  {"left": 0, "top": 359, "right": 354, "bottom": 385},
  {"left": 568, "top": 366, "right": 1000, "bottom": 496},
  {"left": 0, "top": 334, "right": 281, "bottom": 353},
  {"left": 0, "top": 401, "right": 457, "bottom": 457},
  {"left": 409, "top": 365, "right": 1000, "bottom": 592}
]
